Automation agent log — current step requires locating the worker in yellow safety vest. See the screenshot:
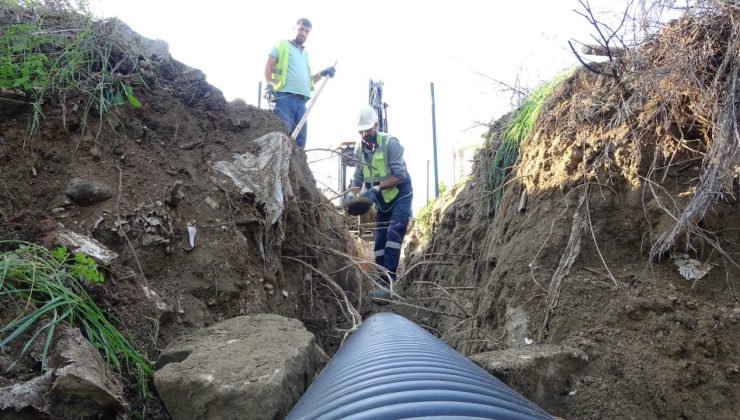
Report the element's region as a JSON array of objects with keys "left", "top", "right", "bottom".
[
  {"left": 349, "top": 105, "right": 414, "bottom": 300},
  {"left": 263, "top": 18, "right": 336, "bottom": 148}
]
